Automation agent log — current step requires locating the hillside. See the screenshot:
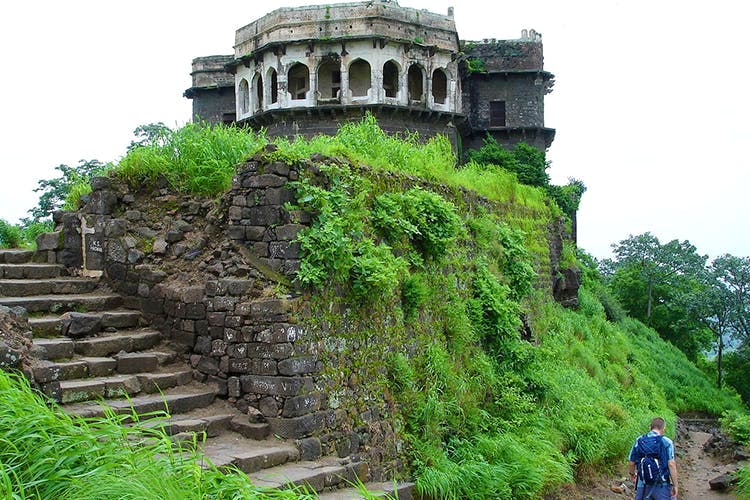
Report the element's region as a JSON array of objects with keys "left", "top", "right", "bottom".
[{"left": 1, "top": 118, "right": 748, "bottom": 499}]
